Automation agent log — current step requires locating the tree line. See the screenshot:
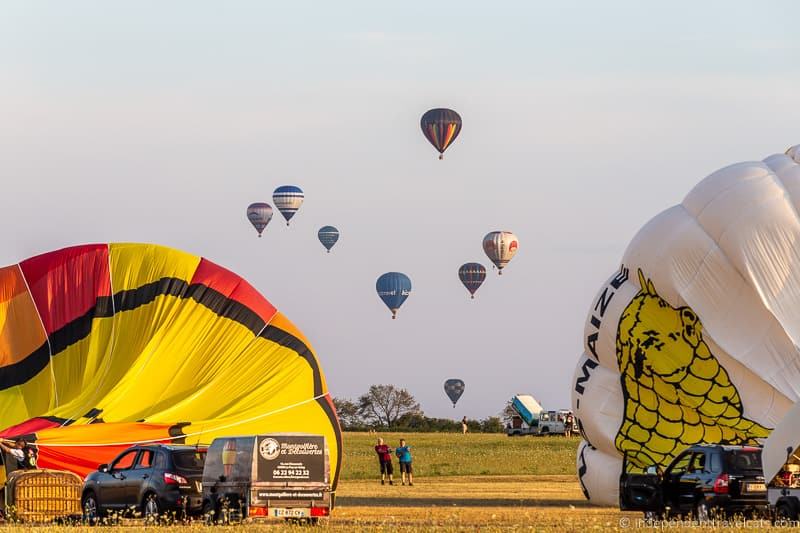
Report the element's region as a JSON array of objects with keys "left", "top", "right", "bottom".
[{"left": 333, "top": 384, "right": 504, "bottom": 433}]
